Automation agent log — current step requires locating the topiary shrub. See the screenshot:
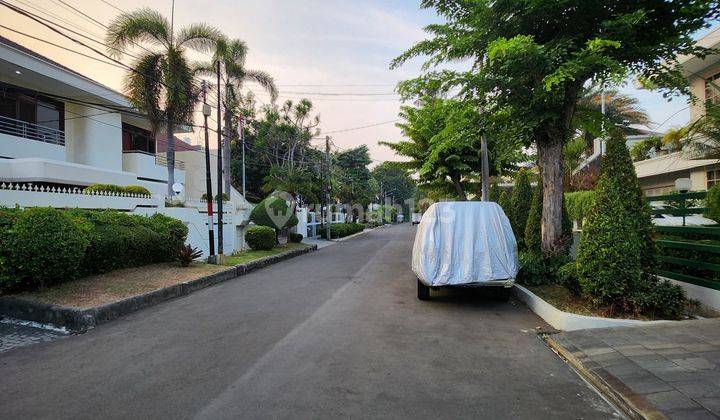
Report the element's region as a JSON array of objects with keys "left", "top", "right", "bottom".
[
  {"left": 0, "top": 208, "right": 20, "bottom": 292},
  {"left": 517, "top": 251, "right": 568, "bottom": 286},
  {"left": 245, "top": 226, "right": 276, "bottom": 250},
  {"left": 705, "top": 184, "right": 720, "bottom": 222},
  {"left": 556, "top": 262, "right": 580, "bottom": 296},
  {"left": 84, "top": 184, "right": 150, "bottom": 196},
  {"left": 250, "top": 194, "right": 298, "bottom": 232},
  {"left": 489, "top": 180, "right": 502, "bottom": 203},
  {"left": 577, "top": 131, "right": 684, "bottom": 317},
  {"left": 288, "top": 232, "right": 303, "bottom": 243},
  {"left": 509, "top": 169, "right": 533, "bottom": 248},
  {"left": 564, "top": 190, "right": 596, "bottom": 226},
  {"left": 123, "top": 185, "right": 151, "bottom": 196},
  {"left": 9, "top": 207, "right": 91, "bottom": 289},
  {"left": 525, "top": 183, "right": 543, "bottom": 254},
  {"left": 201, "top": 192, "right": 230, "bottom": 202},
  {"left": 82, "top": 223, "right": 162, "bottom": 273},
  {"left": 498, "top": 189, "right": 511, "bottom": 214}
]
